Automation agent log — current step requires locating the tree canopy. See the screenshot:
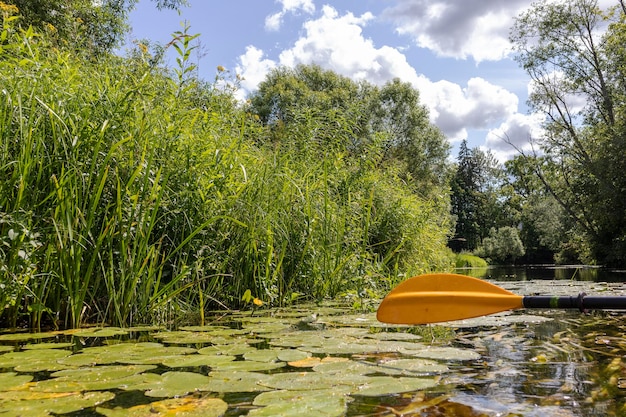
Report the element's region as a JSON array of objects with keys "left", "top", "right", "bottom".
[{"left": 510, "top": 0, "right": 626, "bottom": 265}]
